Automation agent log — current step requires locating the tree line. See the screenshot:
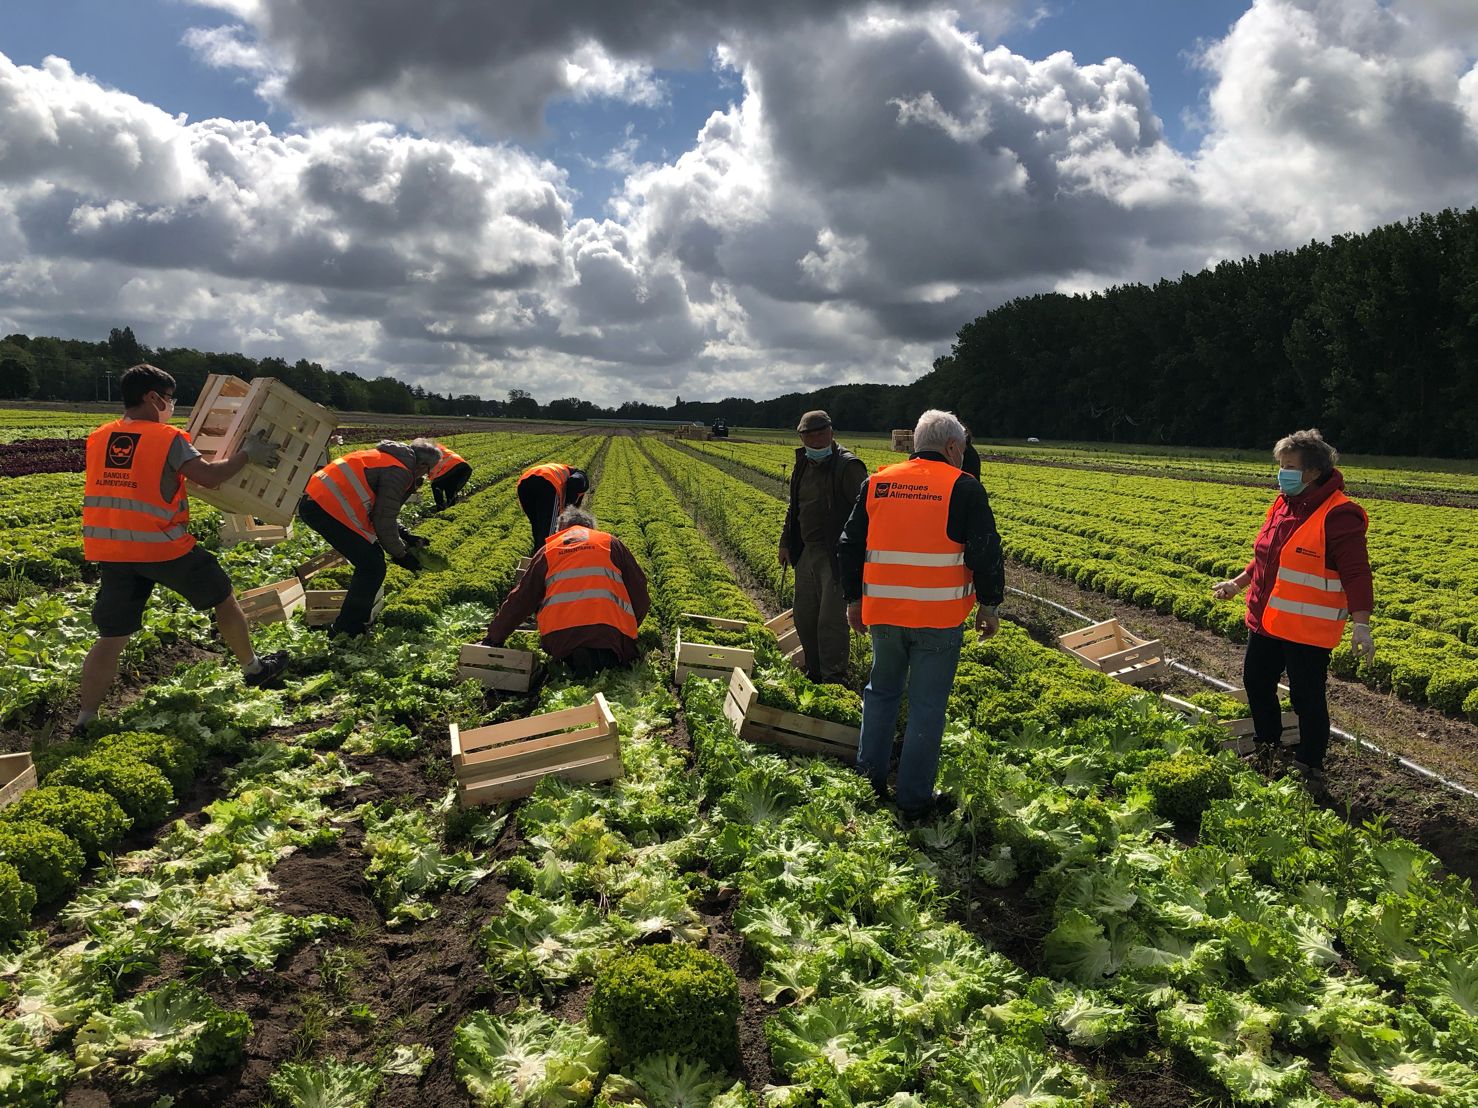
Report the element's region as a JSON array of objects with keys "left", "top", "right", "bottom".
[{"left": 2, "top": 206, "right": 1474, "bottom": 455}]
